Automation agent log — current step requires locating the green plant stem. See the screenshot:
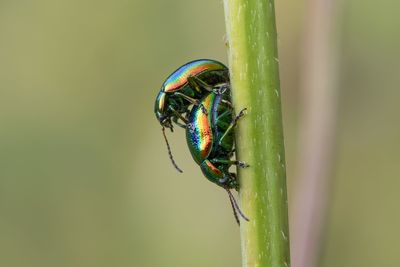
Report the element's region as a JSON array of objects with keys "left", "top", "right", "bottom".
[{"left": 223, "top": 1, "right": 291, "bottom": 266}]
